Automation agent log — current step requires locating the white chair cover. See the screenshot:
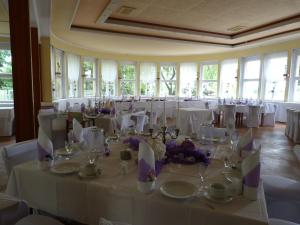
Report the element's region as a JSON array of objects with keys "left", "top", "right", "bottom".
[
  {"left": 293, "top": 111, "right": 300, "bottom": 143},
  {"left": 222, "top": 105, "right": 236, "bottom": 128},
  {"left": 0, "top": 107, "right": 14, "bottom": 136},
  {"left": 71, "top": 103, "right": 81, "bottom": 112},
  {"left": 15, "top": 215, "right": 64, "bottom": 225},
  {"left": 1, "top": 139, "right": 38, "bottom": 176},
  {"left": 131, "top": 114, "right": 146, "bottom": 133},
  {"left": 262, "top": 175, "right": 300, "bottom": 224},
  {"left": 247, "top": 105, "right": 261, "bottom": 128},
  {"left": 0, "top": 193, "right": 29, "bottom": 225},
  {"left": 286, "top": 109, "right": 295, "bottom": 139},
  {"left": 263, "top": 103, "right": 277, "bottom": 127}
]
